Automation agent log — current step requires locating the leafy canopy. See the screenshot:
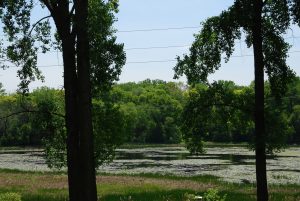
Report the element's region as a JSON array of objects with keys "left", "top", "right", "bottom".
[
  {"left": 0, "top": 0, "right": 125, "bottom": 94},
  {"left": 0, "top": 0, "right": 126, "bottom": 168},
  {"left": 174, "top": 0, "right": 295, "bottom": 98},
  {"left": 174, "top": 0, "right": 298, "bottom": 153}
]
